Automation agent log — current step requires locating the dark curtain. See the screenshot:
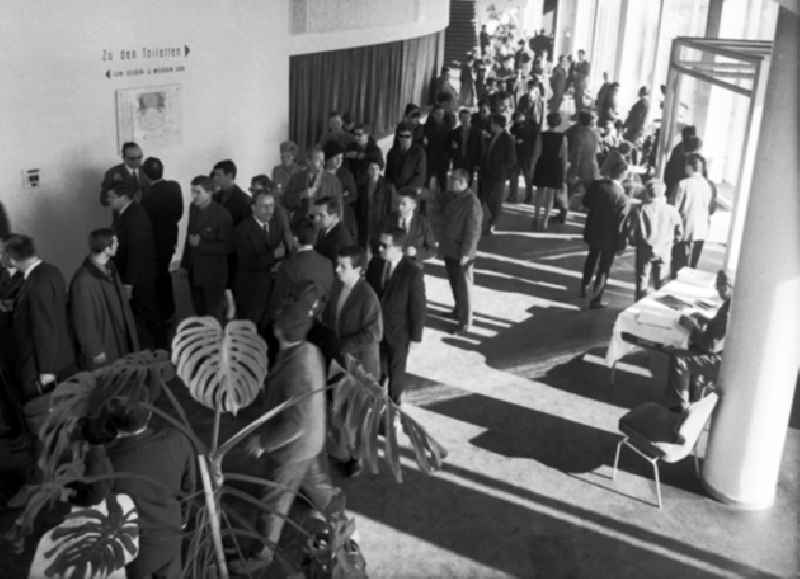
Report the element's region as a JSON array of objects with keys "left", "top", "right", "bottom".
[{"left": 290, "top": 30, "right": 445, "bottom": 156}]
